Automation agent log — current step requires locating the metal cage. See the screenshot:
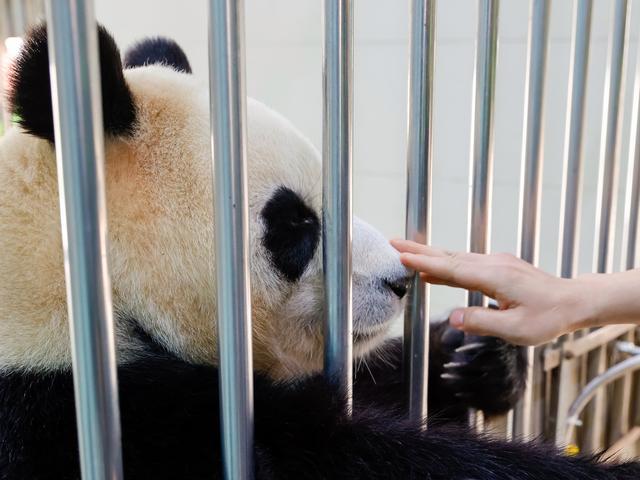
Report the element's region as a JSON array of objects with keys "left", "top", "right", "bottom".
[{"left": 1, "top": 0, "right": 639, "bottom": 478}]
